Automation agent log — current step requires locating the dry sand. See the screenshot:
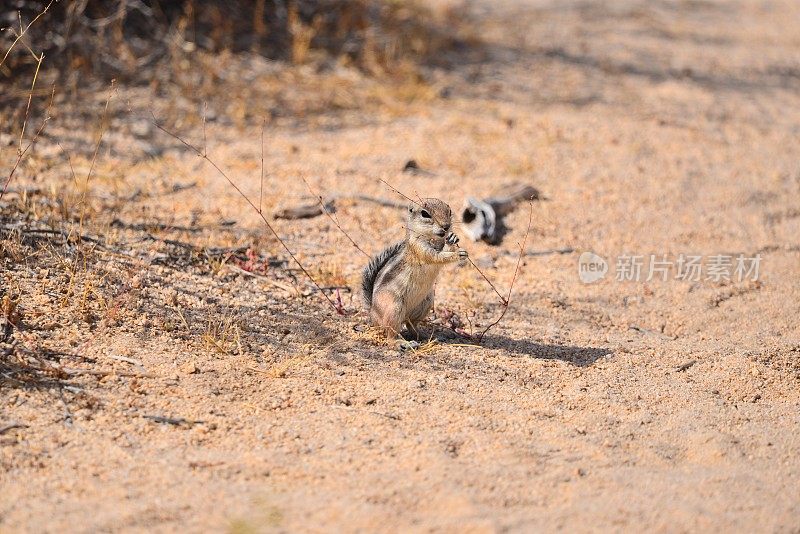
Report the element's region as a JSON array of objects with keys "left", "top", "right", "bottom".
[{"left": 1, "top": 0, "right": 799, "bottom": 532}]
